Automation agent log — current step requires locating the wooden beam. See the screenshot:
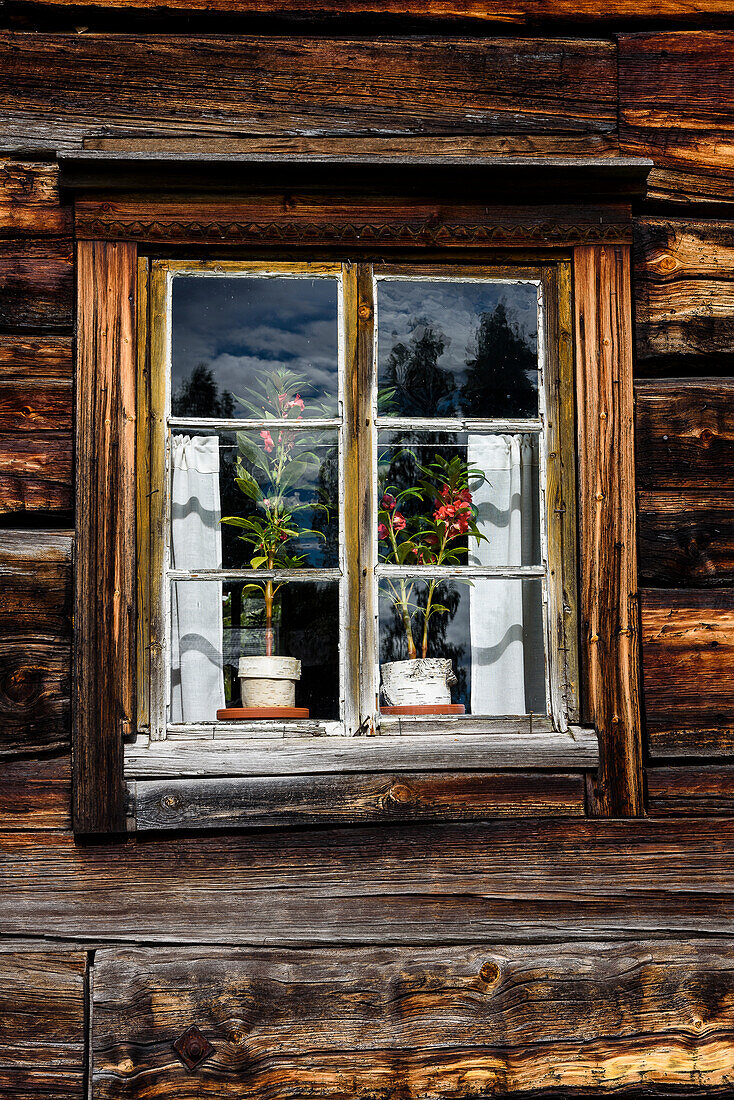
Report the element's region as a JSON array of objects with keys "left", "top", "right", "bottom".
[
  {"left": 574, "top": 244, "right": 643, "bottom": 816},
  {"left": 74, "top": 240, "right": 136, "bottom": 833},
  {"left": 648, "top": 766, "right": 734, "bottom": 815}
]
